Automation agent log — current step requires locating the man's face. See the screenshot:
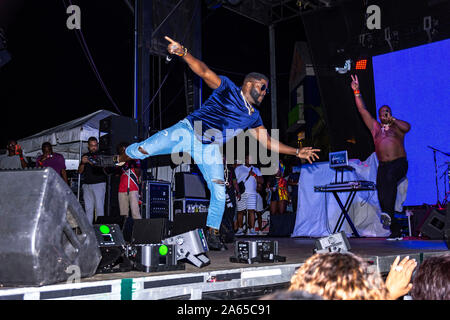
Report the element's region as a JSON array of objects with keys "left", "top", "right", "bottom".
[
  {"left": 247, "top": 79, "right": 269, "bottom": 106},
  {"left": 7, "top": 141, "right": 17, "bottom": 153},
  {"left": 42, "top": 145, "right": 52, "bottom": 154},
  {"left": 378, "top": 106, "right": 392, "bottom": 124},
  {"left": 88, "top": 140, "right": 98, "bottom": 153}
]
